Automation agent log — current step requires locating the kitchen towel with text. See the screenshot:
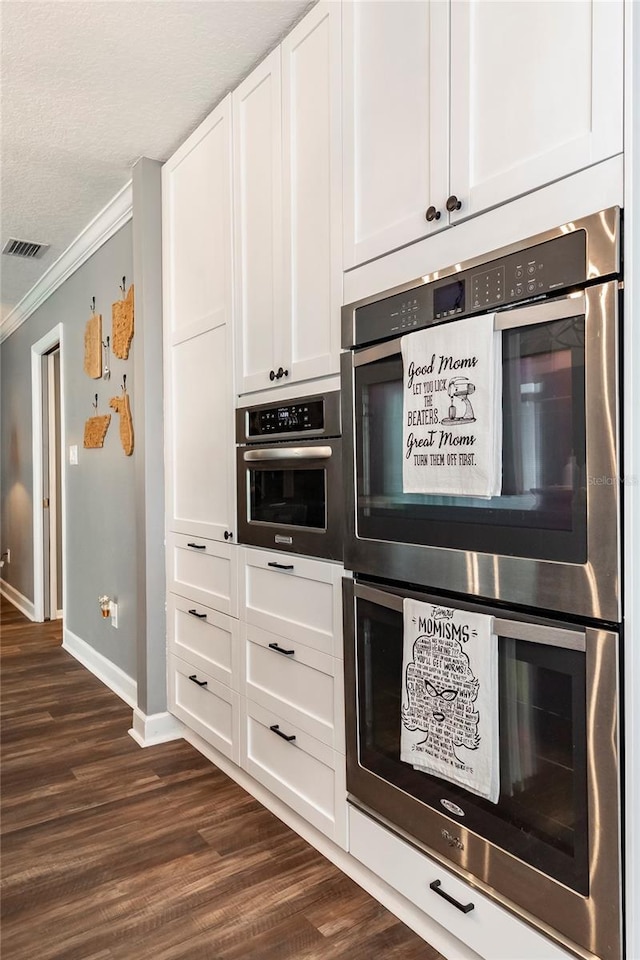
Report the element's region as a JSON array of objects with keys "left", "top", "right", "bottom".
[
  {"left": 400, "top": 598, "right": 500, "bottom": 804},
  {"left": 401, "top": 313, "right": 502, "bottom": 496}
]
